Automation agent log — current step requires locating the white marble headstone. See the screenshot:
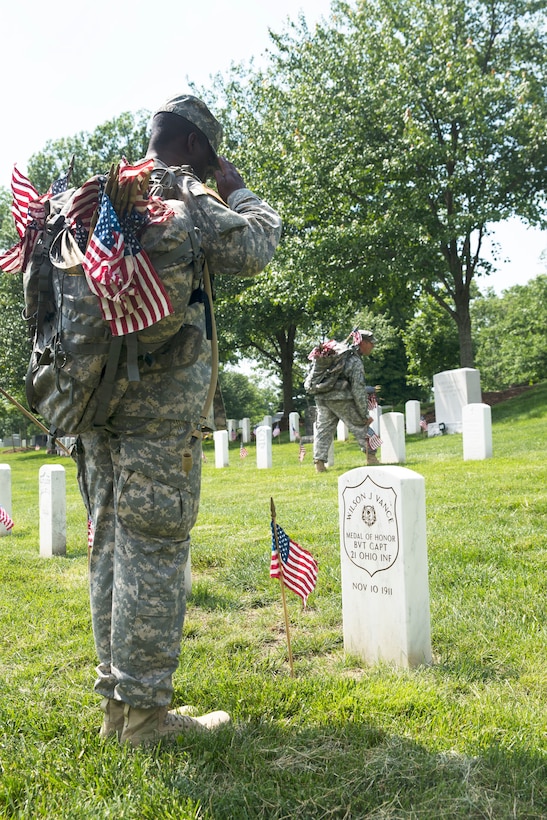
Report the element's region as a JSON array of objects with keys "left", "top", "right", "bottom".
[
  {"left": 214, "top": 430, "right": 229, "bottom": 468},
  {"left": 433, "top": 368, "right": 481, "bottom": 433},
  {"left": 227, "top": 419, "right": 238, "bottom": 442},
  {"left": 337, "top": 420, "right": 349, "bottom": 441},
  {"left": 39, "top": 465, "right": 66, "bottom": 557},
  {"left": 380, "top": 412, "right": 406, "bottom": 464},
  {"left": 184, "top": 549, "right": 192, "bottom": 595},
  {"left": 240, "top": 418, "right": 251, "bottom": 443},
  {"left": 0, "top": 464, "right": 12, "bottom": 536},
  {"left": 256, "top": 425, "right": 272, "bottom": 469},
  {"left": 338, "top": 466, "right": 431, "bottom": 668},
  {"left": 289, "top": 412, "right": 300, "bottom": 442},
  {"left": 405, "top": 400, "right": 421, "bottom": 435},
  {"left": 369, "top": 405, "right": 382, "bottom": 436},
  {"left": 462, "top": 403, "right": 492, "bottom": 460}
]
